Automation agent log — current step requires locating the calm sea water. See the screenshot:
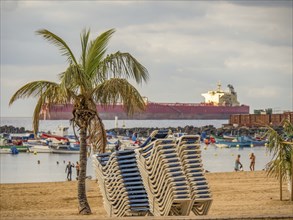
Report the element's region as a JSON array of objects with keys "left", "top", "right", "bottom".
[
  {"left": 1, "top": 117, "right": 227, "bottom": 132},
  {"left": 0, "top": 117, "right": 272, "bottom": 183}
]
